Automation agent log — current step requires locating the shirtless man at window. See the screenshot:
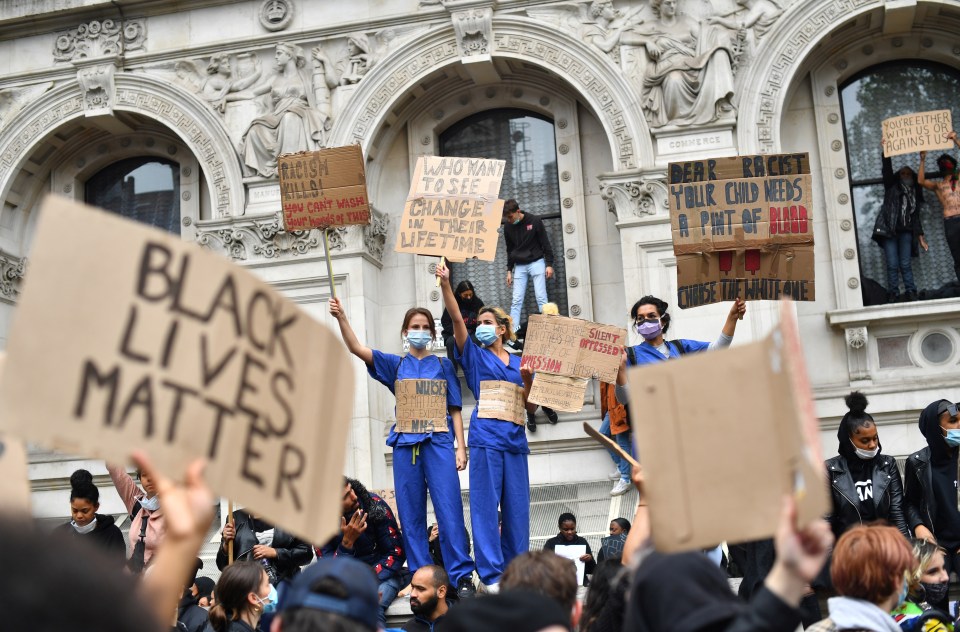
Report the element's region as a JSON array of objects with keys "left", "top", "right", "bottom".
[{"left": 920, "top": 131, "right": 960, "bottom": 281}]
